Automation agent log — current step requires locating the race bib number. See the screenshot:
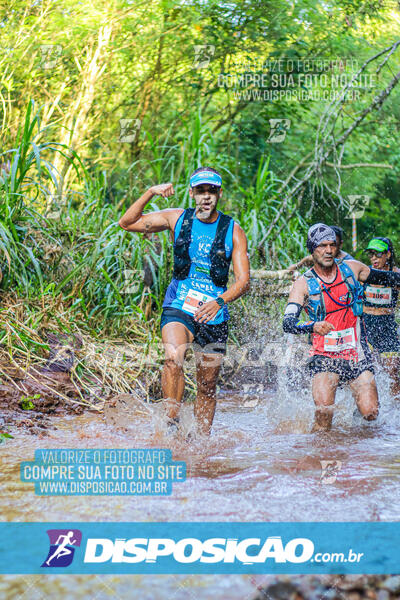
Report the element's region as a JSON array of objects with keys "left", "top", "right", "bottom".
[
  {"left": 365, "top": 285, "right": 392, "bottom": 306},
  {"left": 324, "top": 327, "right": 356, "bottom": 352},
  {"left": 181, "top": 289, "right": 216, "bottom": 315}
]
